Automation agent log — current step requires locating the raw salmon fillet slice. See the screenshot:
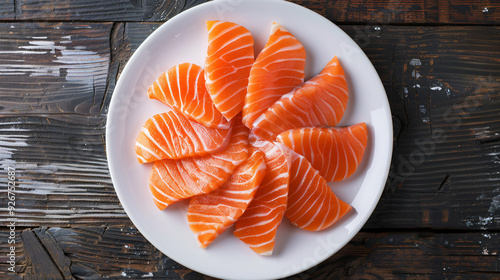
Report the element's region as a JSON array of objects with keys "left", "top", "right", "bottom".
[
  {"left": 234, "top": 137, "right": 289, "bottom": 255},
  {"left": 205, "top": 21, "right": 254, "bottom": 121},
  {"left": 148, "top": 63, "right": 230, "bottom": 129},
  {"left": 253, "top": 56, "right": 349, "bottom": 140},
  {"left": 286, "top": 151, "right": 352, "bottom": 231},
  {"left": 277, "top": 123, "right": 368, "bottom": 182},
  {"left": 149, "top": 116, "right": 249, "bottom": 210},
  {"left": 242, "top": 22, "right": 306, "bottom": 129},
  {"left": 187, "top": 148, "right": 266, "bottom": 248},
  {"left": 135, "top": 110, "right": 232, "bottom": 163}
]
